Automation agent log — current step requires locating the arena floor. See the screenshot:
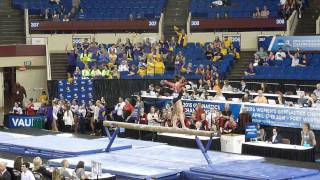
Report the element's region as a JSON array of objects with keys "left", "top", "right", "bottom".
[{"left": 1, "top": 128, "right": 320, "bottom": 180}]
